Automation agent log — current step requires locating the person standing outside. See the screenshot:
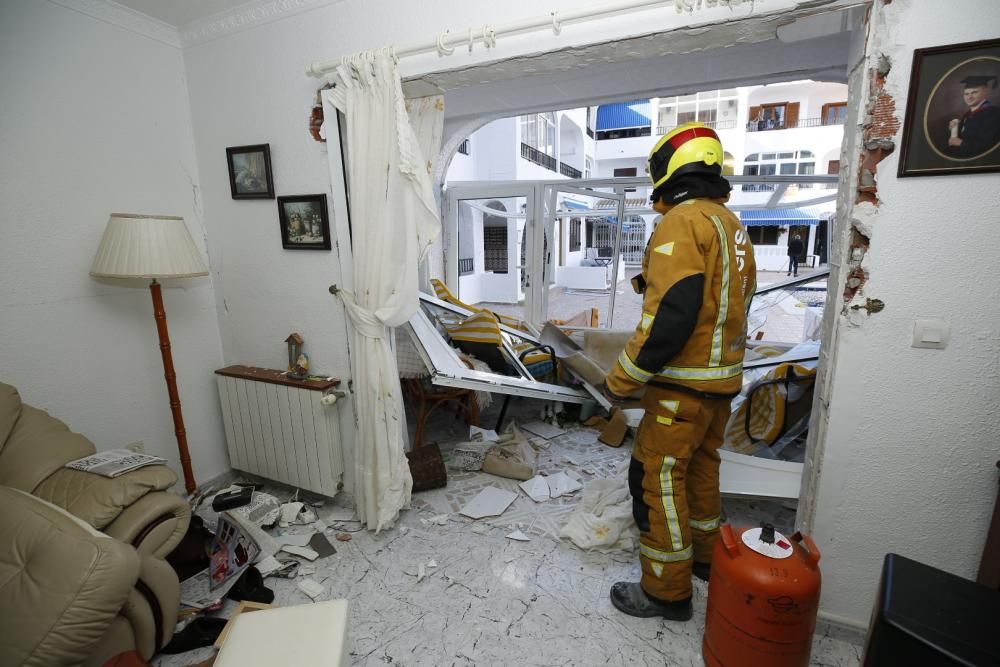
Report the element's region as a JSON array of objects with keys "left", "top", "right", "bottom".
[
  {"left": 947, "top": 75, "right": 1000, "bottom": 158},
  {"left": 787, "top": 233, "right": 804, "bottom": 277},
  {"left": 601, "top": 122, "right": 756, "bottom": 620}
]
